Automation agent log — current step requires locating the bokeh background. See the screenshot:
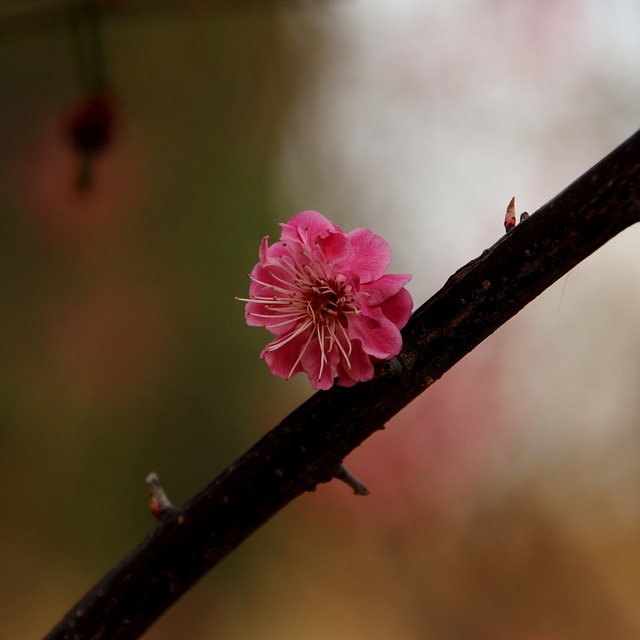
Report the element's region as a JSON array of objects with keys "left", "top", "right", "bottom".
[{"left": 2, "top": 0, "right": 640, "bottom": 638}]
